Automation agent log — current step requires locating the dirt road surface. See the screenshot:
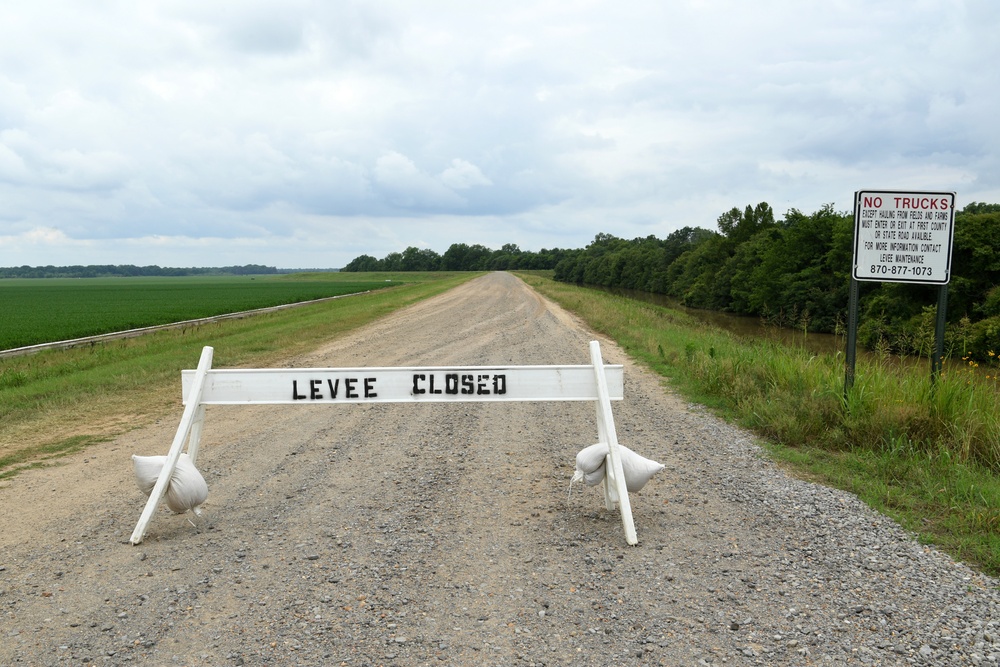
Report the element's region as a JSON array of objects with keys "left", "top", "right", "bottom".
[{"left": 2, "top": 272, "right": 998, "bottom": 666}]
